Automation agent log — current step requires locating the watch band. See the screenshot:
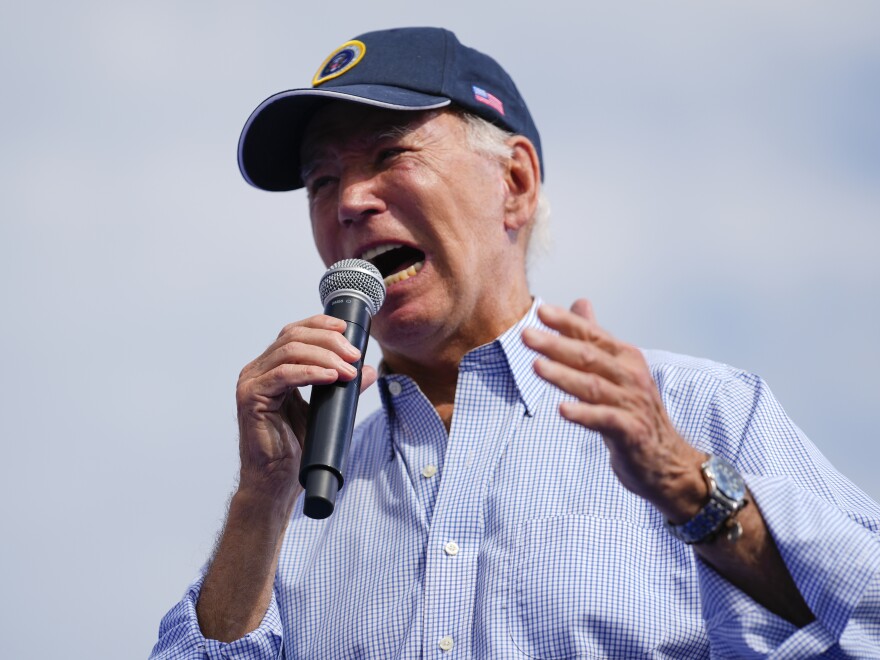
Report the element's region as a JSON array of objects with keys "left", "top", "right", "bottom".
[{"left": 665, "top": 455, "right": 747, "bottom": 545}]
